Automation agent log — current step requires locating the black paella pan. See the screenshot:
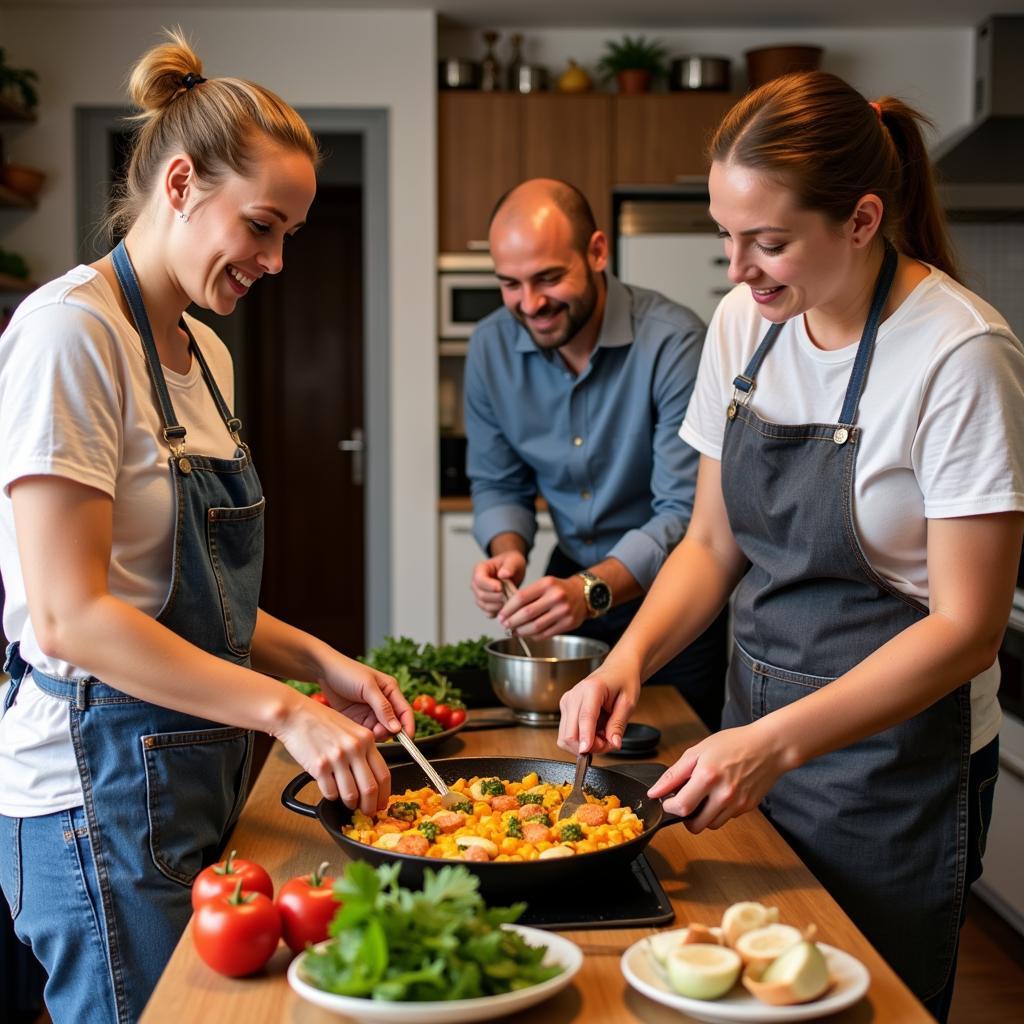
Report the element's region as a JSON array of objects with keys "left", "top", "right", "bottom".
[{"left": 281, "top": 755, "right": 688, "bottom": 898}]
